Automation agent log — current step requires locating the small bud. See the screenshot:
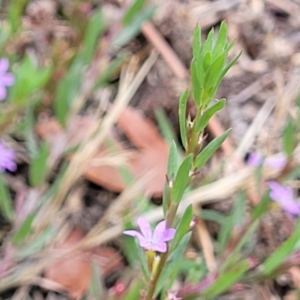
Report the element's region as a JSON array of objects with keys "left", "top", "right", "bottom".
[
  {"left": 152, "top": 255, "right": 161, "bottom": 278},
  {"left": 112, "top": 281, "right": 126, "bottom": 296}
]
